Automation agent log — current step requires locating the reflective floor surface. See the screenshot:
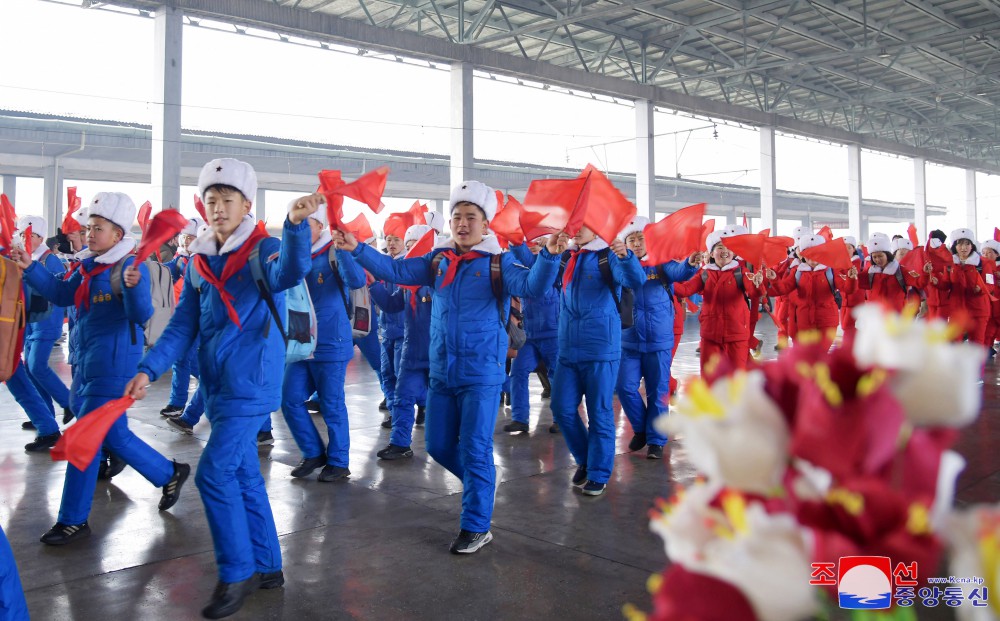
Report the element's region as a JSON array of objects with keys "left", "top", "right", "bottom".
[{"left": 0, "top": 316, "right": 995, "bottom": 620}]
